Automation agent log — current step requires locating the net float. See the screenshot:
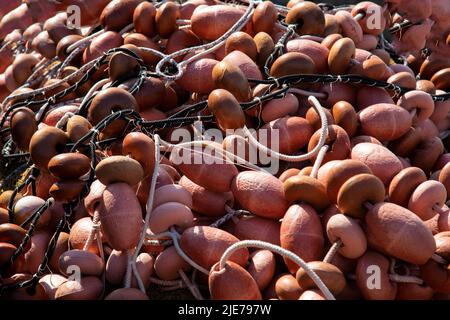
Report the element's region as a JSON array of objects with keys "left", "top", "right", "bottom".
[
  {"left": 389, "top": 167, "right": 427, "bottom": 207},
  {"left": 149, "top": 202, "right": 194, "bottom": 234},
  {"left": 105, "top": 249, "right": 127, "bottom": 286},
  {"left": 209, "top": 261, "right": 262, "bottom": 300},
  {"left": 59, "top": 249, "right": 104, "bottom": 277},
  {"left": 39, "top": 274, "right": 68, "bottom": 300},
  {"left": 55, "top": 276, "right": 103, "bottom": 300},
  {"left": 97, "top": 182, "right": 143, "bottom": 251},
  {"left": 180, "top": 226, "right": 249, "bottom": 270},
  {"left": 247, "top": 250, "right": 276, "bottom": 292},
  {"left": 231, "top": 171, "right": 288, "bottom": 220},
  {"left": 100, "top": 0, "right": 142, "bottom": 32},
  {"left": 178, "top": 176, "right": 234, "bottom": 217},
  {"left": 49, "top": 180, "right": 85, "bottom": 202},
  {"left": 351, "top": 142, "right": 403, "bottom": 185},
  {"left": 44, "top": 12, "right": 80, "bottom": 44},
  {"left": 284, "top": 175, "right": 330, "bottom": 211},
  {"left": 275, "top": 273, "right": 302, "bottom": 300},
  {"left": 0, "top": 223, "right": 31, "bottom": 253},
  {"left": 133, "top": 2, "right": 156, "bottom": 37},
  {"left": 123, "top": 33, "right": 161, "bottom": 66},
  {"left": 176, "top": 58, "right": 218, "bottom": 94},
  {"left": 296, "top": 261, "right": 346, "bottom": 295},
  {"left": 154, "top": 245, "right": 191, "bottom": 281},
  {"left": 359, "top": 103, "right": 412, "bottom": 142},
  {"left": 408, "top": 180, "right": 447, "bottom": 220},
  {"left": 207, "top": 89, "right": 246, "bottom": 130},
  {"left": 253, "top": 31, "right": 274, "bottom": 67},
  {"left": 29, "top": 127, "right": 69, "bottom": 170},
  {"left": 285, "top": 1, "right": 325, "bottom": 36},
  {"left": 420, "top": 232, "right": 450, "bottom": 293},
  {"left": 308, "top": 125, "right": 351, "bottom": 164},
  {"left": 410, "top": 137, "right": 444, "bottom": 175},
  {"left": 365, "top": 202, "right": 436, "bottom": 265},
  {"left": 153, "top": 184, "right": 193, "bottom": 209},
  {"left": 287, "top": 39, "right": 330, "bottom": 74},
  {"left": 130, "top": 252, "right": 154, "bottom": 289},
  {"left": 233, "top": 215, "right": 281, "bottom": 246},
  {"left": 69, "top": 217, "right": 101, "bottom": 255},
  {"left": 170, "top": 142, "right": 239, "bottom": 193},
  {"left": 13, "top": 196, "right": 51, "bottom": 228},
  {"left": 280, "top": 204, "right": 324, "bottom": 273},
  {"left": 326, "top": 214, "right": 367, "bottom": 259},
  {"left": 10, "top": 107, "right": 37, "bottom": 151},
  {"left": 190, "top": 5, "right": 244, "bottom": 41},
  {"left": 212, "top": 61, "right": 251, "bottom": 102},
  {"left": 270, "top": 52, "right": 316, "bottom": 78},
  {"left": 261, "top": 116, "right": 313, "bottom": 154},
  {"left": 95, "top": 155, "right": 144, "bottom": 187},
  {"left": 48, "top": 231, "right": 69, "bottom": 272},
  {"left": 48, "top": 153, "right": 90, "bottom": 180},
  {"left": 155, "top": 2, "right": 180, "bottom": 38},
  {"left": 24, "top": 232, "right": 50, "bottom": 274},
  {"left": 122, "top": 132, "right": 156, "bottom": 176},
  {"left": 222, "top": 50, "right": 263, "bottom": 80},
  {"left": 305, "top": 107, "right": 334, "bottom": 132}
]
